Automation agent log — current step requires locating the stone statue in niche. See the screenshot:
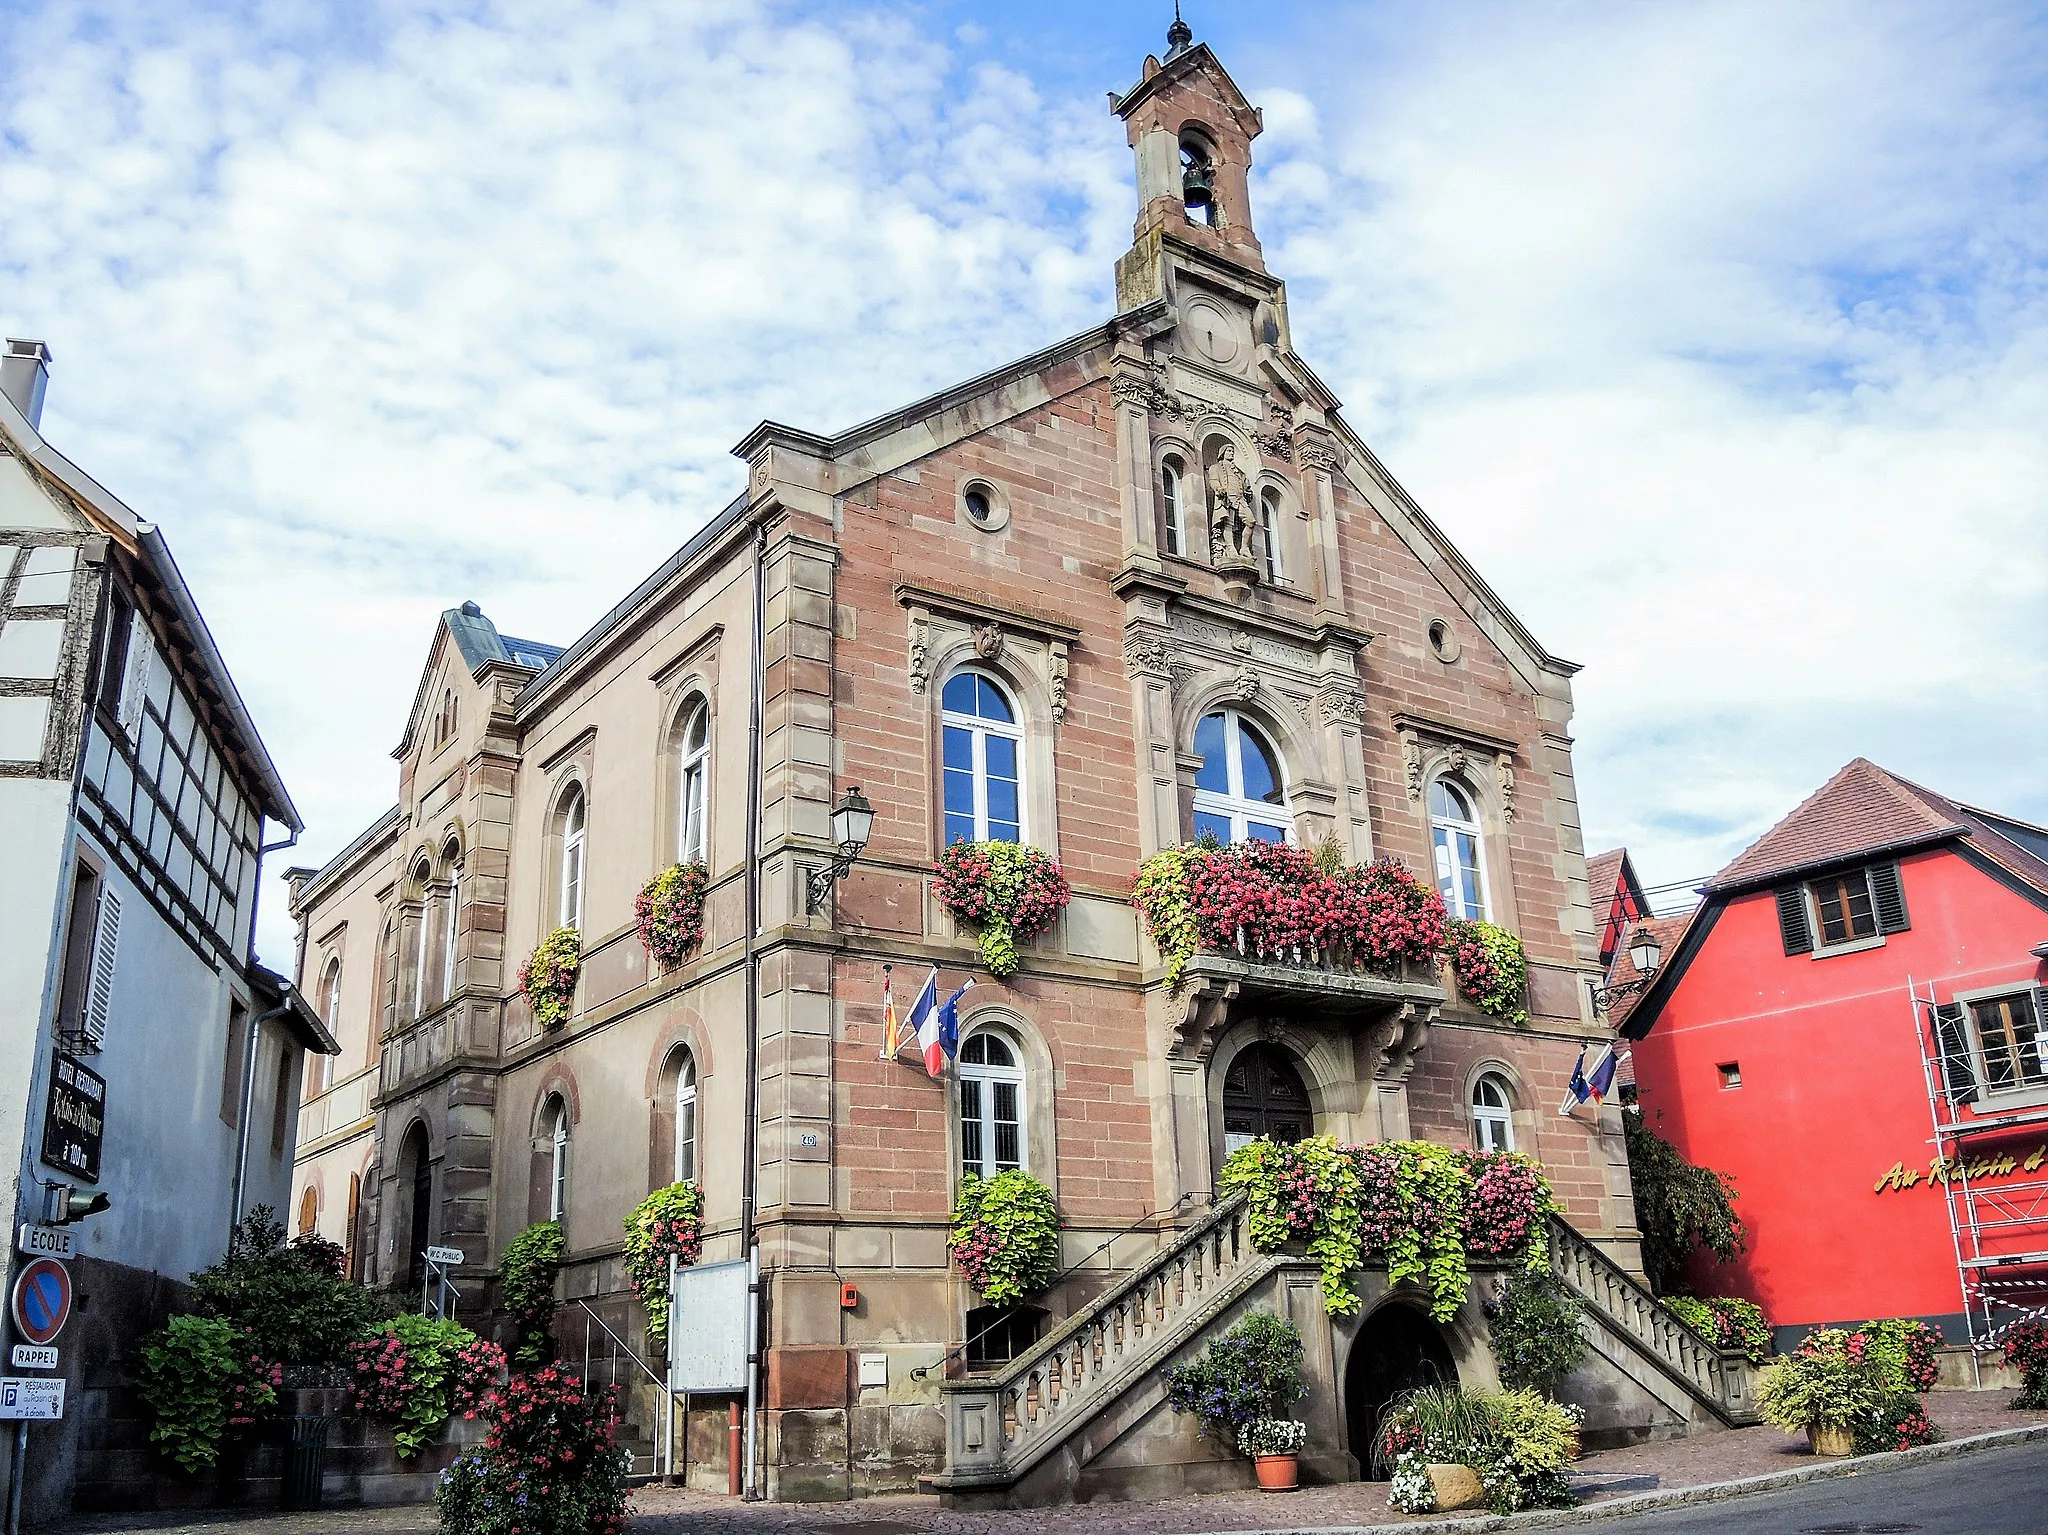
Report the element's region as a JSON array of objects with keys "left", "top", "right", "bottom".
[{"left": 1206, "top": 443, "right": 1256, "bottom": 566}]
